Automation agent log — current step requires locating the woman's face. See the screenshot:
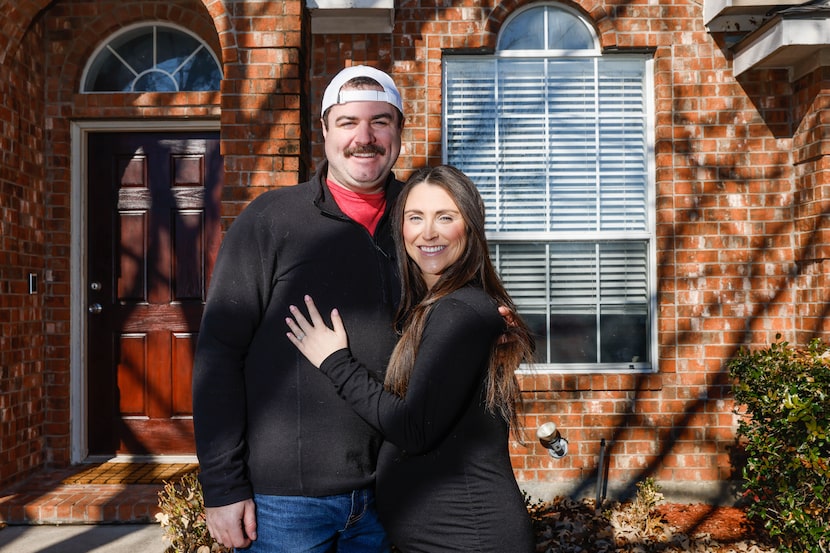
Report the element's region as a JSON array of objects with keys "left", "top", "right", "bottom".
[{"left": 401, "top": 182, "right": 468, "bottom": 289}]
